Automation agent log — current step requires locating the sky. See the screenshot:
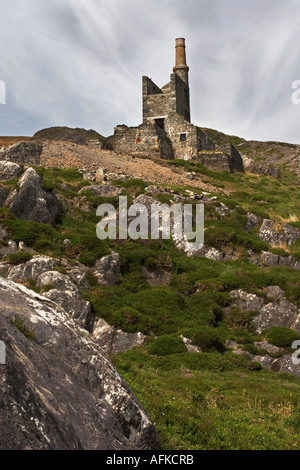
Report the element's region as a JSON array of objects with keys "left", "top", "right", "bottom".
[{"left": 1, "top": 0, "right": 300, "bottom": 144}]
